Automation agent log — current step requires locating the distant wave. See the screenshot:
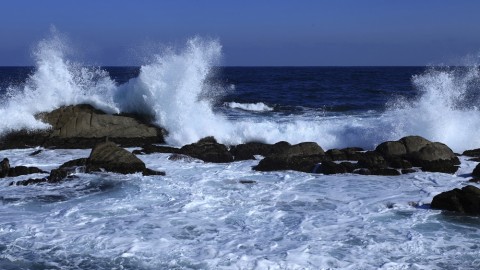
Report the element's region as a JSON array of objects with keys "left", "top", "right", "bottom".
[{"left": 224, "top": 102, "right": 274, "bottom": 112}]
